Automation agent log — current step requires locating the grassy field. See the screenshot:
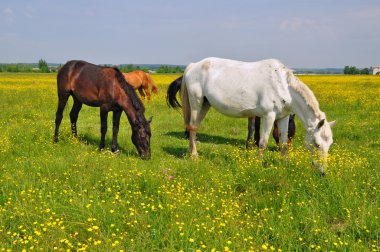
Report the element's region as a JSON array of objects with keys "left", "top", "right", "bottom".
[{"left": 0, "top": 73, "right": 379, "bottom": 251}]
